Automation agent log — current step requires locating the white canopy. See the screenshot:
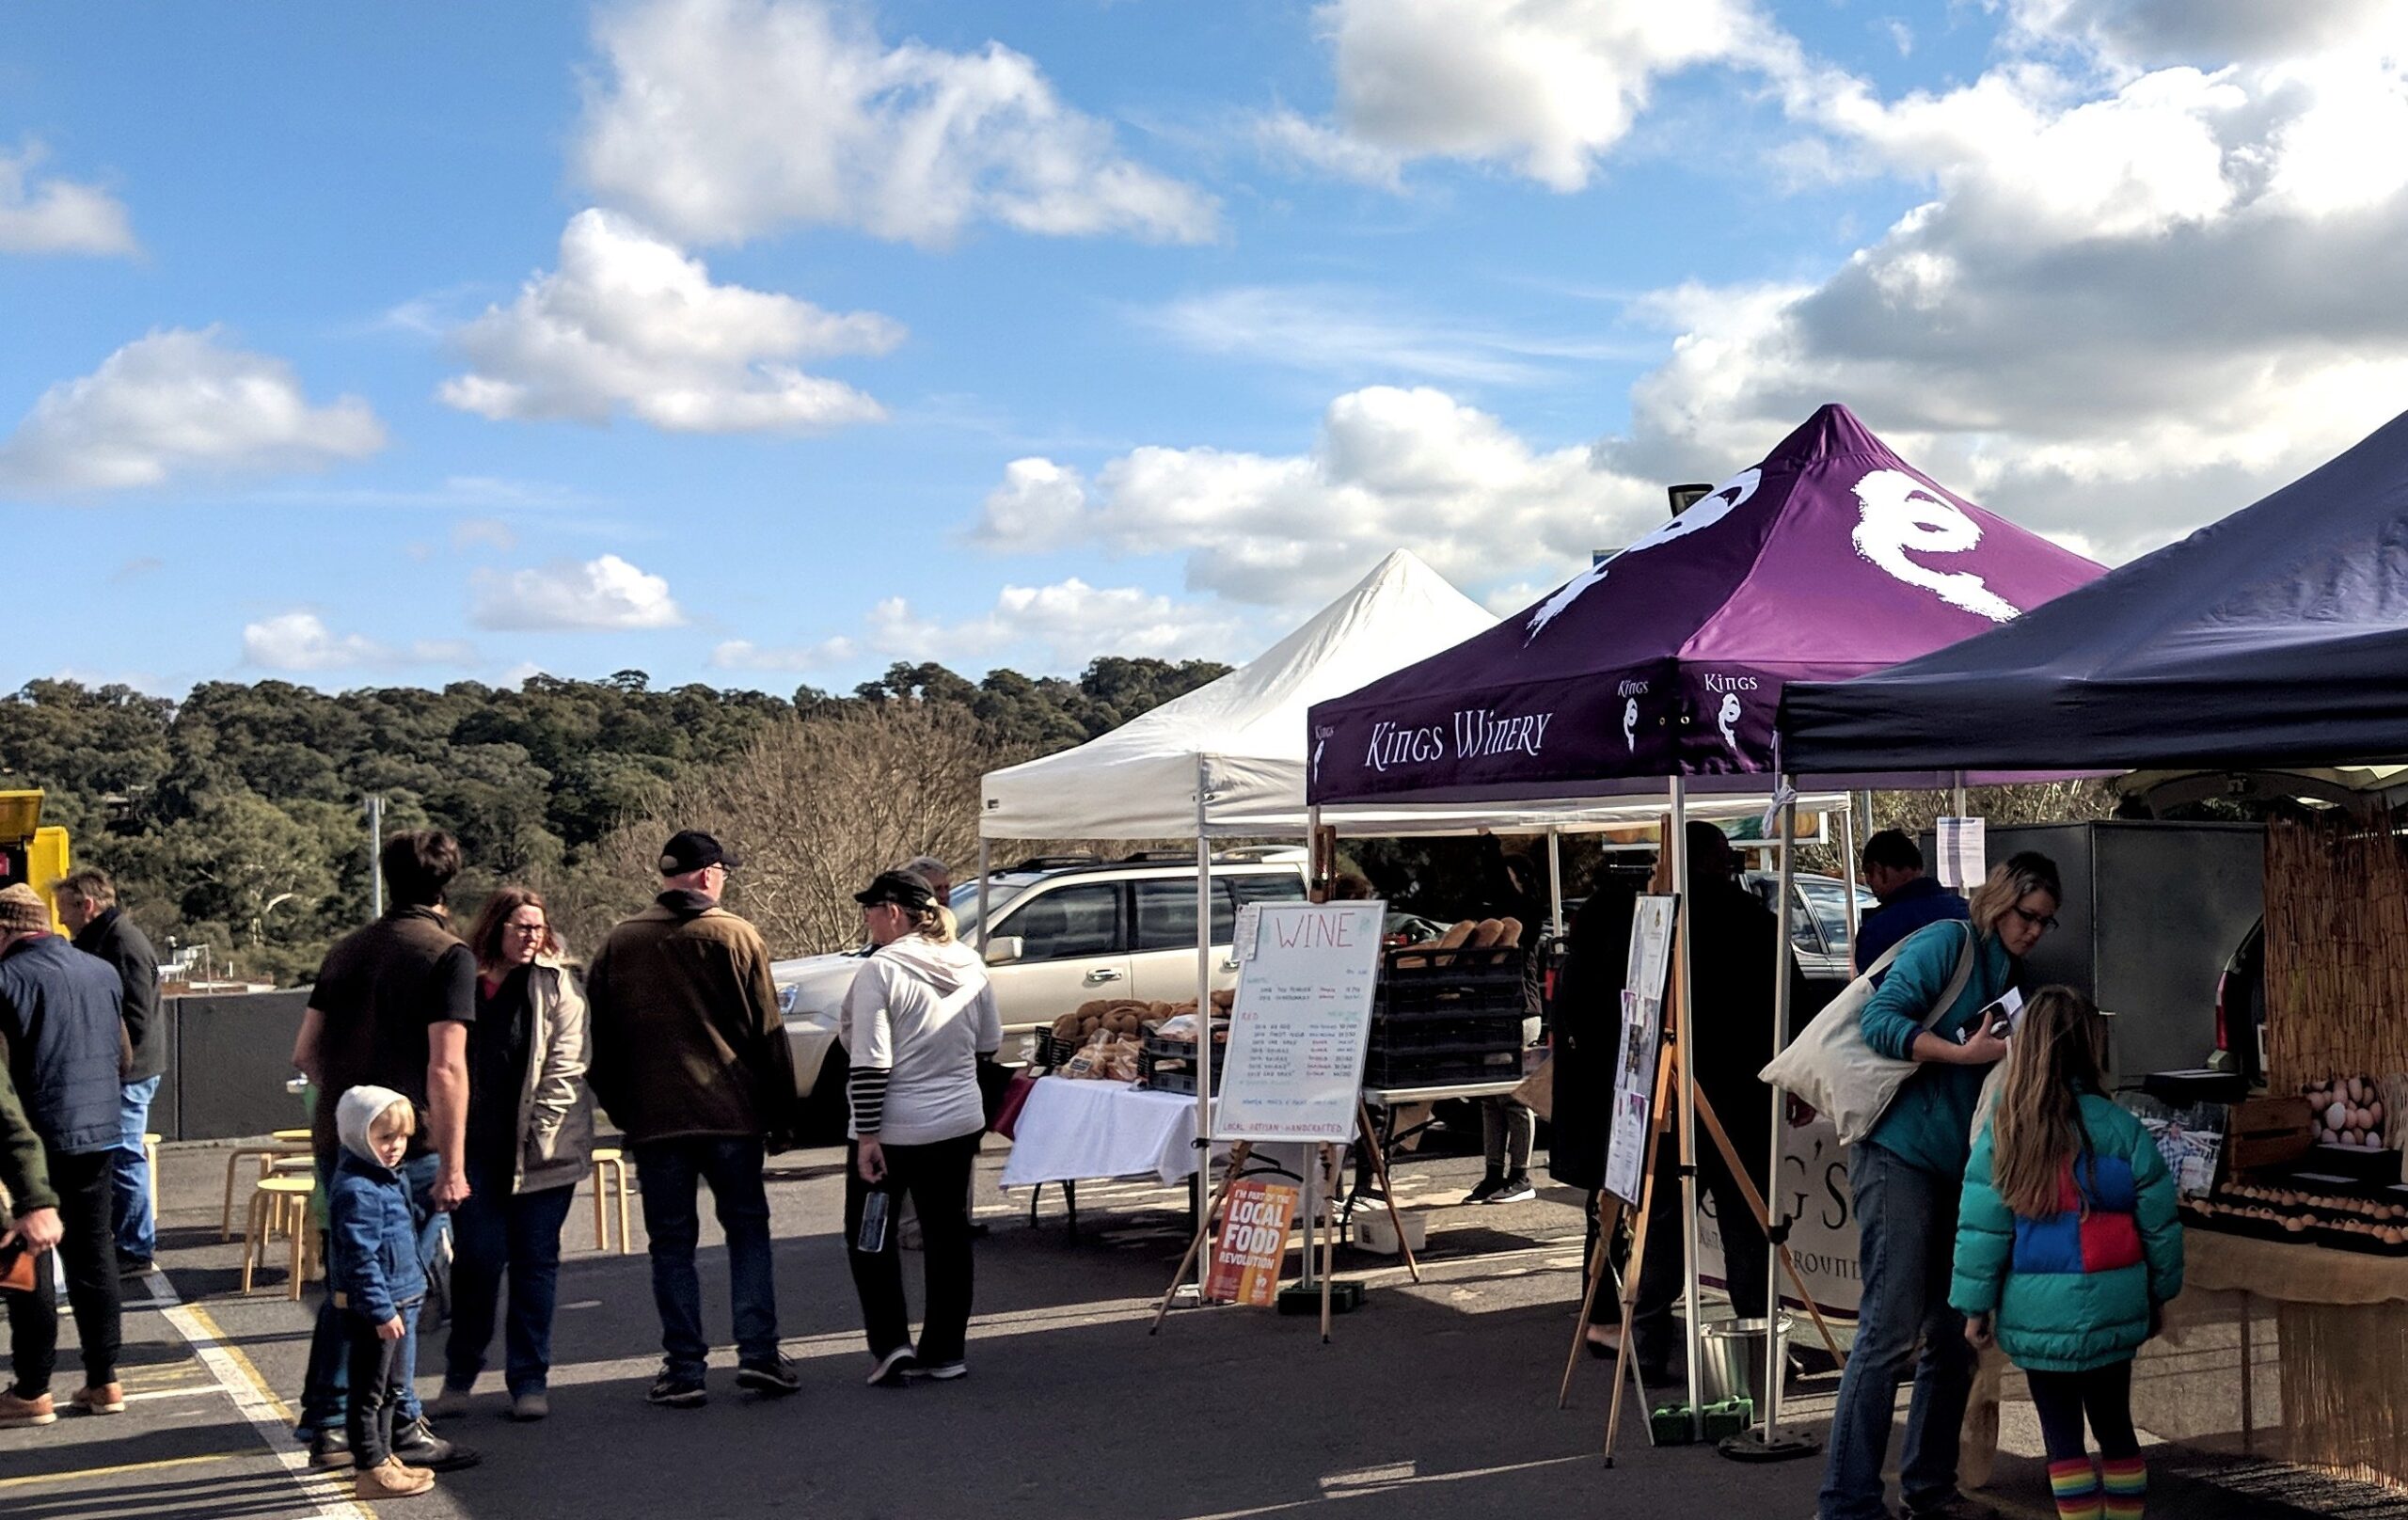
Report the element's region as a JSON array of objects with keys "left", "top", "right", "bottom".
[
  {"left": 980, "top": 550, "right": 1499, "bottom": 839},
  {"left": 981, "top": 548, "right": 1852, "bottom": 840}
]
